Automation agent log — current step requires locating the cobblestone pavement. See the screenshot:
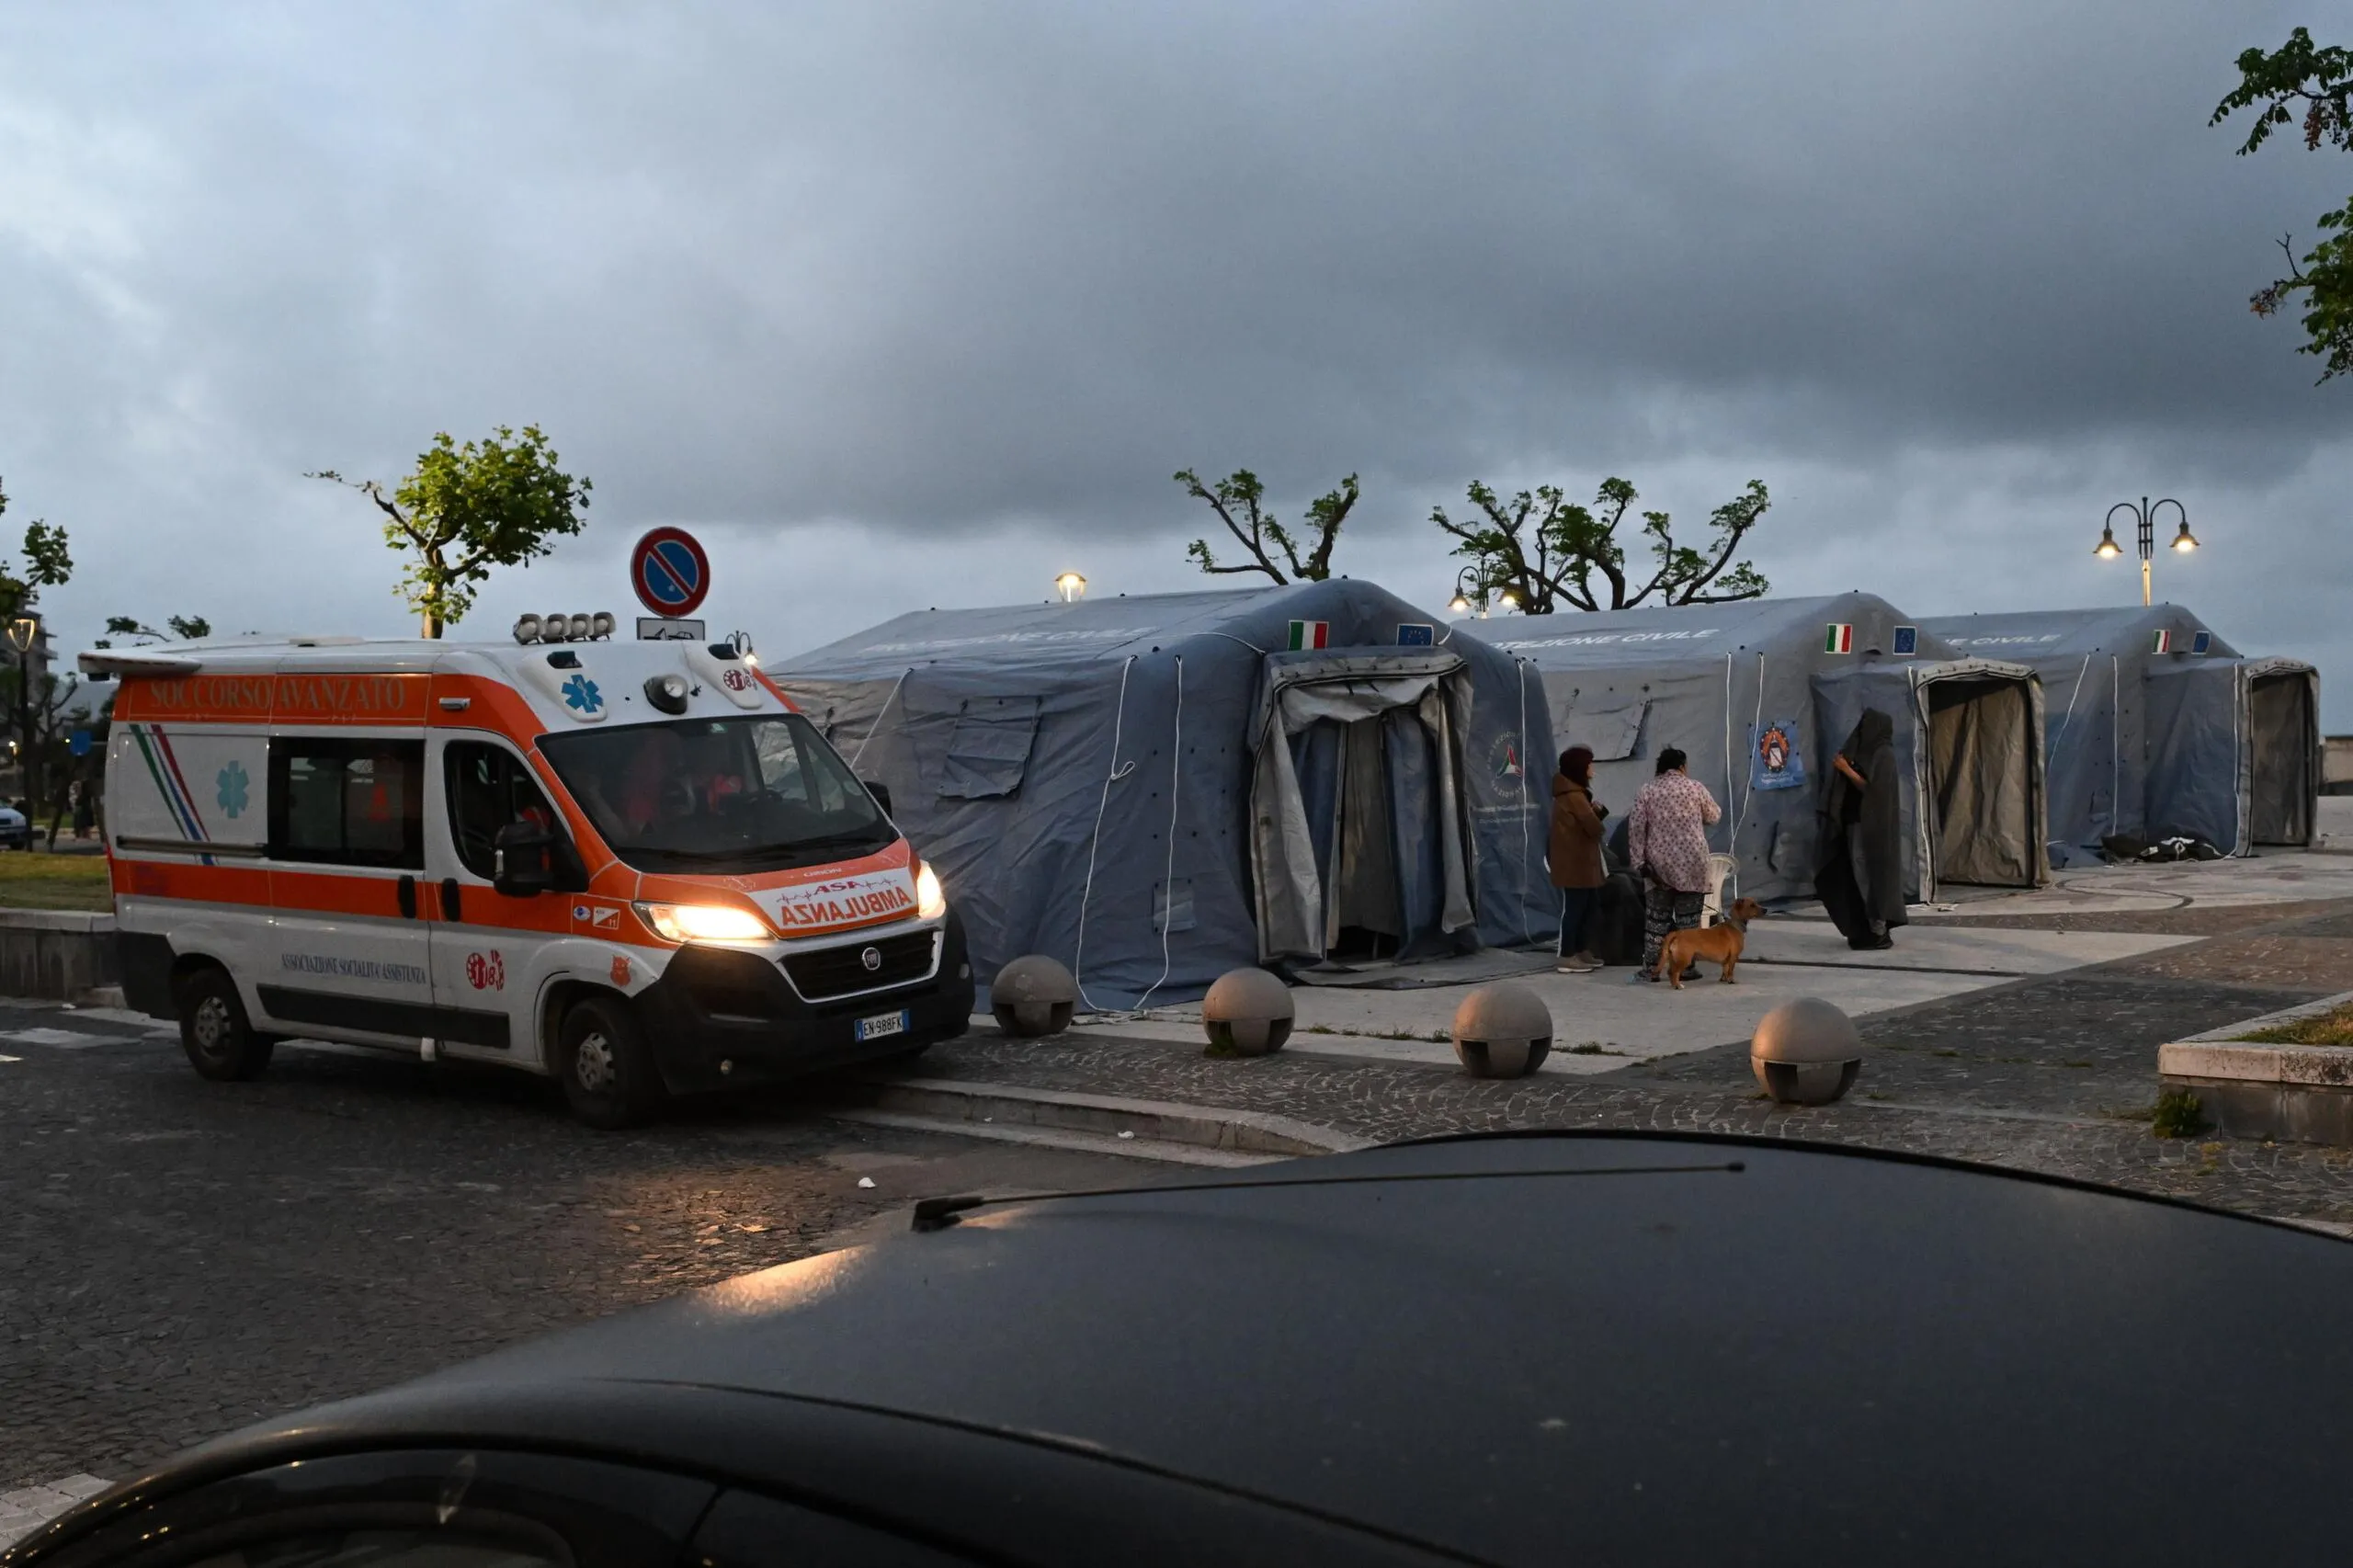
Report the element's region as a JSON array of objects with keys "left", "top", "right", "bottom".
[
  {"left": 911, "top": 904, "right": 2353, "bottom": 1233},
  {"left": 0, "top": 1011, "right": 1169, "bottom": 1490}
]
